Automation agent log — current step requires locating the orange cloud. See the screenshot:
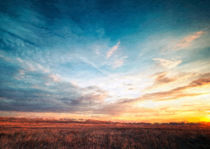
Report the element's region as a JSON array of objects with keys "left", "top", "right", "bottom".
[
  {"left": 190, "top": 74, "right": 210, "bottom": 87},
  {"left": 107, "top": 73, "right": 210, "bottom": 108},
  {"left": 146, "top": 72, "right": 177, "bottom": 91},
  {"left": 174, "top": 31, "right": 204, "bottom": 50},
  {"left": 106, "top": 41, "right": 120, "bottom": 59},
  {"left": 135, "top": 73, "right": 210, "bottom": 102},
  {"left": 74, "top": 72, "right": 210, "bottom": 118},
  {"left": 153, "top": 72, "right": 176, "bottom": 84}
]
